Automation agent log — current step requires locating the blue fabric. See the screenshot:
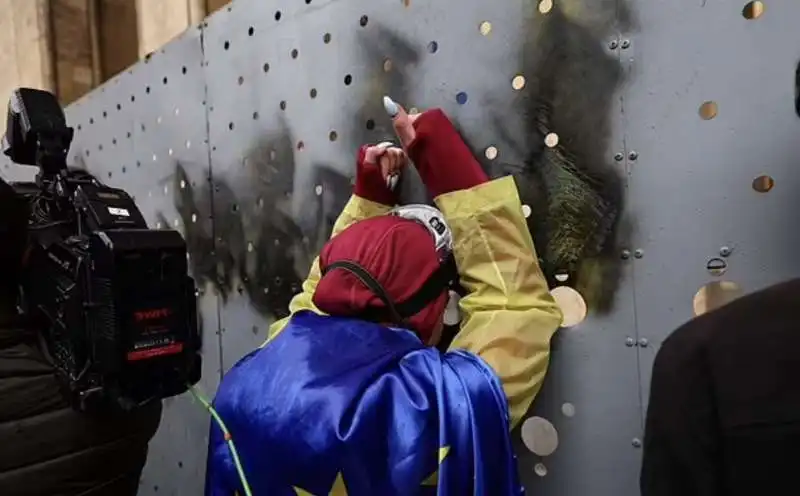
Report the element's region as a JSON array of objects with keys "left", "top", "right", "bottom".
[{"left": 205, "top": 311, "right": 522, "bottom": 496}]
